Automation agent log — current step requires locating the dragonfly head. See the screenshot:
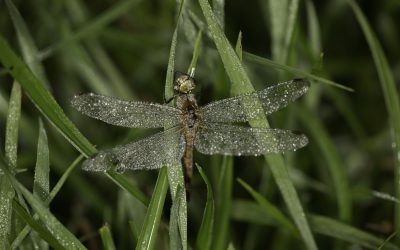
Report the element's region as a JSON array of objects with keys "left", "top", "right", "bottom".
[{"left": 174, "top": 72, "right": 196, "bottom": 94}]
